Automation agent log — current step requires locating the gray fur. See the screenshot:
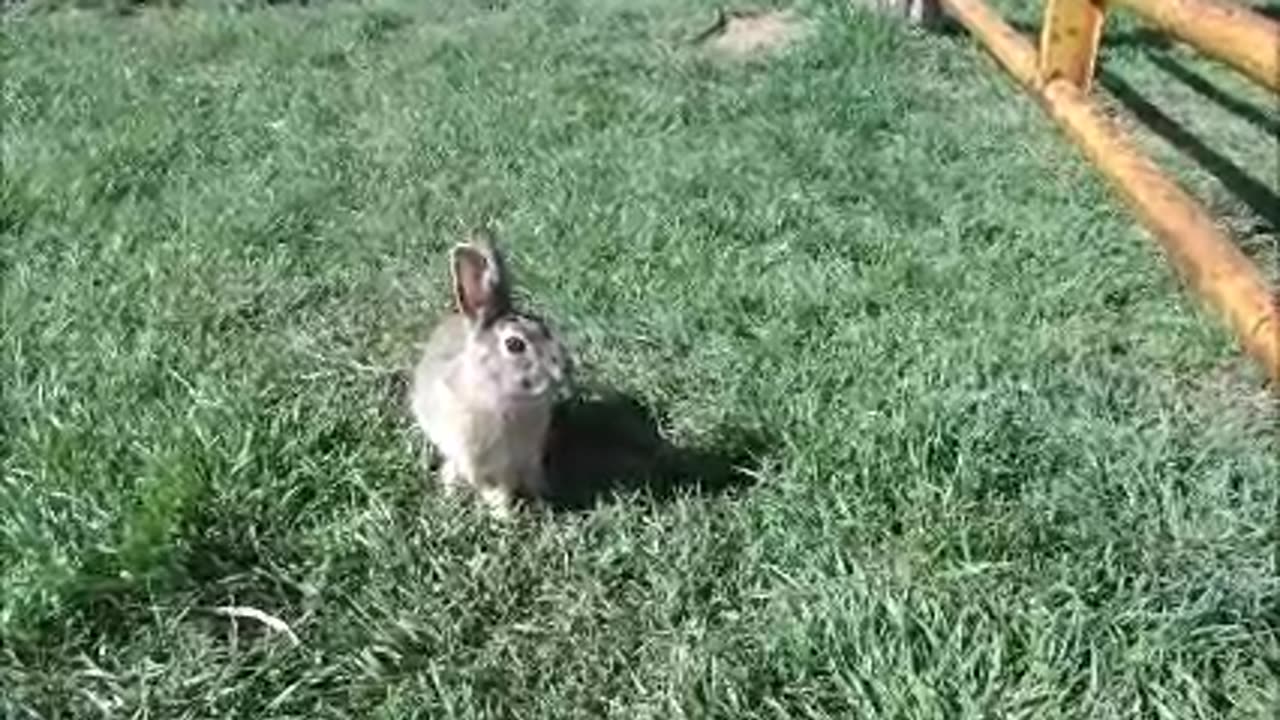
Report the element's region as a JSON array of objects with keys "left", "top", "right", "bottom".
[{"left": 409, "top": 232, "right": 572, "bottom": 517}]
